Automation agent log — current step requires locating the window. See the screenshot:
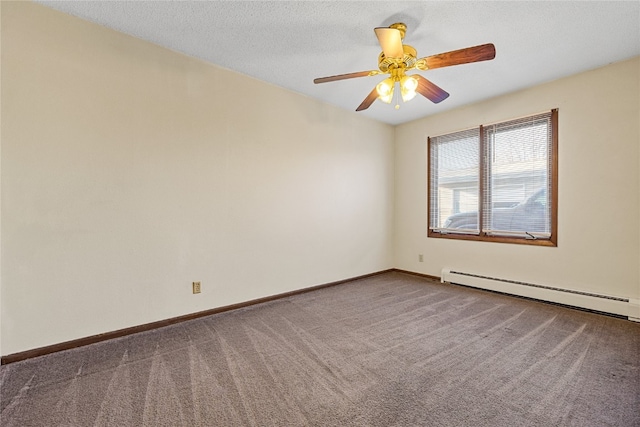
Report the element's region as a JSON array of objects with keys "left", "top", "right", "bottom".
[{"left": 428, "top": 109, "right": 558, "bottom": 246}]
